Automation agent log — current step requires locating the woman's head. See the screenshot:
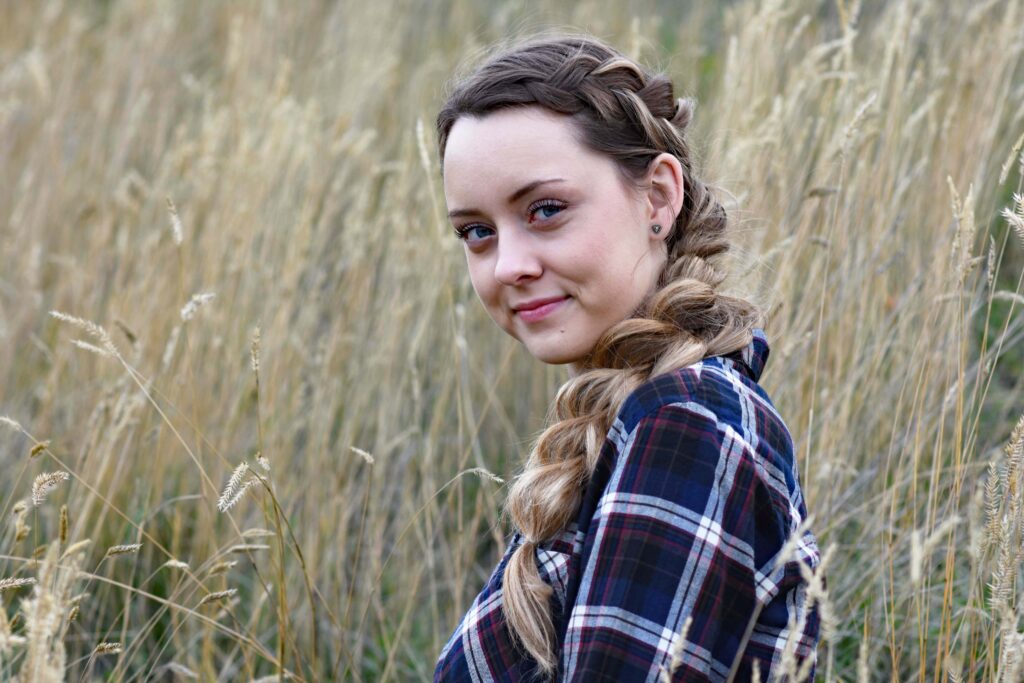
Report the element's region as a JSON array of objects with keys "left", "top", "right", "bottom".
[
  {"left": 438, "top": 34, "right": 723, "bottom": 370},
  {"left": 435, "top": 32, "right": 761, "bottom": 674},
  {"left": 442, "top": 105, "right": 684, "bottom": 369}
]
